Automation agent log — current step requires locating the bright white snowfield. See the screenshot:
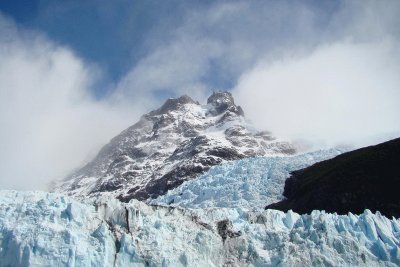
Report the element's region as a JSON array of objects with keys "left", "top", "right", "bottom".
[
  {"left": 152, "top": 149, "right": 343, "bottom": 209},
  {"left": 1, "top": 191, "right": 400, "bottom": 267}
]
